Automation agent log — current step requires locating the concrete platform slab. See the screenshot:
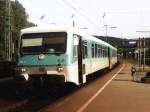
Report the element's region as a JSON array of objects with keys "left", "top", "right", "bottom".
[{"left": 84, "top": 62, "right": 150, "bottom": 112}]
